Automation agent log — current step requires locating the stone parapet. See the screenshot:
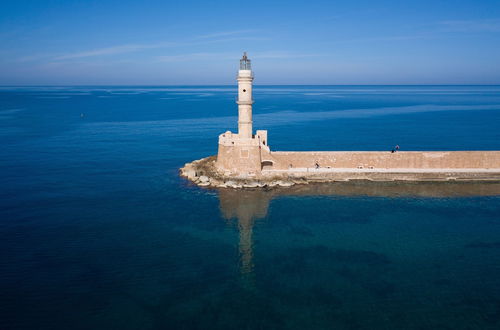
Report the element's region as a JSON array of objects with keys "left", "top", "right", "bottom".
[
  {"left": 218, "top": 132, "right": 260, "bottom": 147},
  {"left": 265, "top": 151, "right": 500, "bottom": 170}
]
